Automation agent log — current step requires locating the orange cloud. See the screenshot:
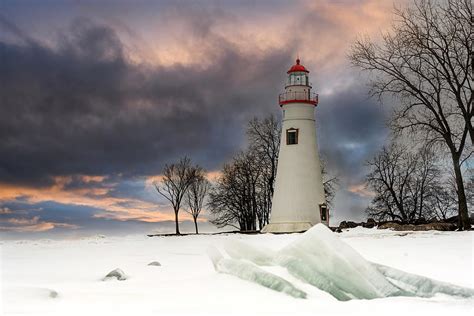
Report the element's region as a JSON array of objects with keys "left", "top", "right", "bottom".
[
  {"left": 146, "top": 170, "right": 221, "bottom": 186},
  {"left": 0, "top": 174, "right": 196, "bottom": 224},
  {"left": 122, "top": 0, "right": 398, "bottom": 72},
  {"left": 0, "top": 216, "right": 79, "bottom": 232},
  {"left": 348, "top": 184, "right": 375, "bottom": 198},
  {"left": 205, "top": 170, "right": 222, "bottom": 182},
  {"left": 80, "top": 175, "right": 107, "bottom": 183}
]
